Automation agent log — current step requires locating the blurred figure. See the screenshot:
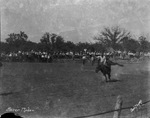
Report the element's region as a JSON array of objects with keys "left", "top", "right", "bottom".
[
  {"left": 1, "top": 112, "right": 23, "bottom": 118},
  {"left": 82, "top": 54, "right": 87, "bottom": 65},
  {"left": 91, "top": 55, "right": 95, "bottom": 66}
]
